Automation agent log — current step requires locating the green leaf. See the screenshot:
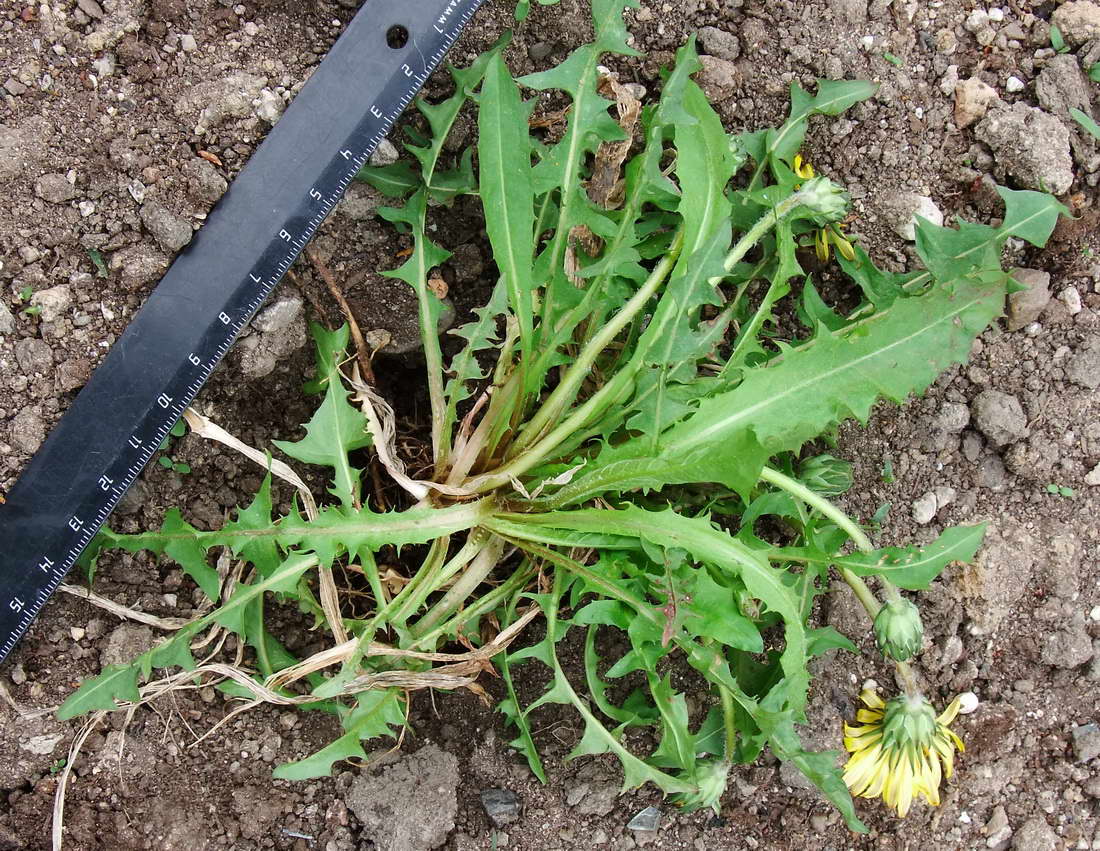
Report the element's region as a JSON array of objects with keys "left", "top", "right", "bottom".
[
  {"left": 57, "top": 663, "right": 140, "bottom": 719},
  {"left": 1050, "top": 24, "right": 1067, "bottom": 52},
  {"left": 355, "top": 160, "right": 419, "bottom": 198},
  {"left": 273, "top": 370, "right": 372, "bottom": 508},
  {"left": 681, "top": 569, "right": 763, "bottom": 652},
  {"left": 478, "top": 54, "right": 536, "bottom": 353},
  {"left": 161, "top": 509, "right": 221, "bottom": 601},
  {"left": 832, "top": 523, "right": 987, "bottom": 589},
  {"left": 1089, "top": 63, "right": 1100, "bottom": 84},
  {"left": 273, "top": 689, "right": 405, "bottom": 780},
  {"left": 88, "top": 248, "right": 108, "bottom": 278},
  {"left": 1070, "top": 107, "right": 1100, "bottom": 142}
]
